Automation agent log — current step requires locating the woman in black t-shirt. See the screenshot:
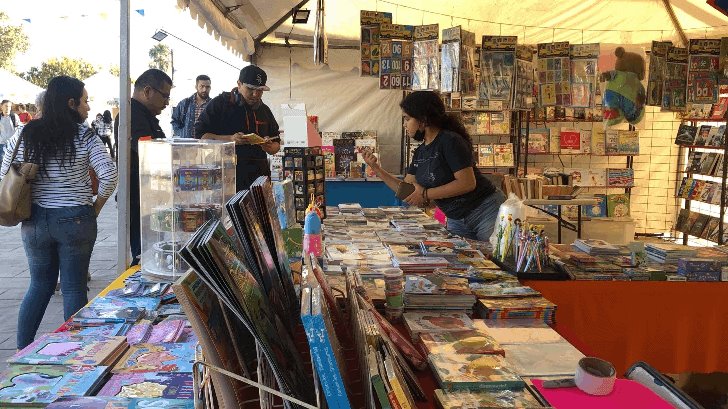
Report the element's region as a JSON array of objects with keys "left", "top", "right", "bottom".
[{"left": 362, "top": 91, "right": 505, "bottom": 241}]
